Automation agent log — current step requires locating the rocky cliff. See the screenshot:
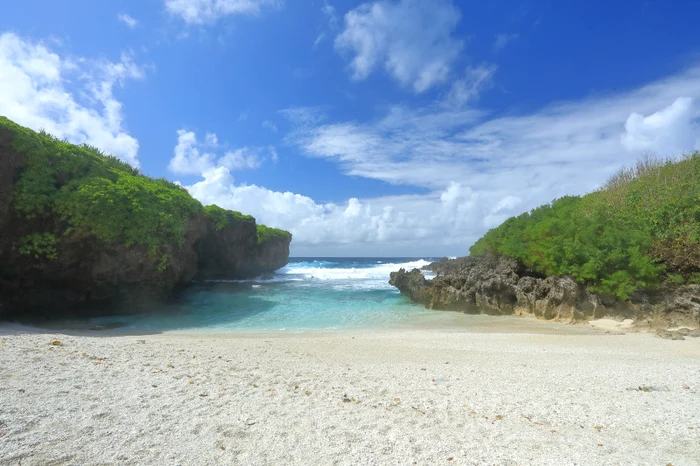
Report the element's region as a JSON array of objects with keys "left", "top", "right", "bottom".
[
  {"left": 194, "top": 210, "right": 291, "bottom": 280},
  {"left": 390, "top": 255, "right": 700, "bottom": 329},
  {"left": 0, "top": 117, "right": 291, "bottom": 318}
]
